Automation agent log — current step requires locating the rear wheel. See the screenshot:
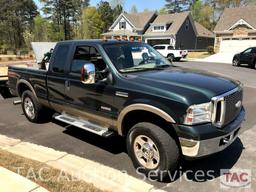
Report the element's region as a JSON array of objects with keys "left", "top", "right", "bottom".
[
  {"left": 127, "top": 122, "right": 180, "bottom": 180},
  {"left": 232, "top": 58, "right": 240, "bottom": 67},
  {"left": 22, "top": 90, "right": 45, "bottom": 123},
  {"left": 167, "top": 54, "right": 174, "bottom": 62}
]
